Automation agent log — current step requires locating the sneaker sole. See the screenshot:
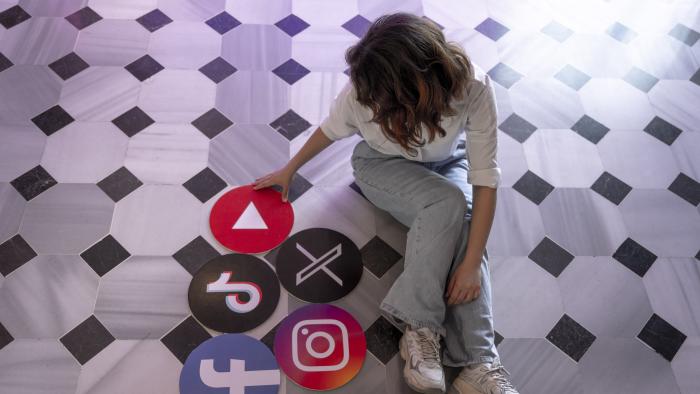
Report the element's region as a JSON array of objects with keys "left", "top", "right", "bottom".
[
  {"left": 399, "top": 336, "right": 446, "bottom": 394},
  {"left": 447, "top": 381, "right": 484, "bottom": 394}
]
